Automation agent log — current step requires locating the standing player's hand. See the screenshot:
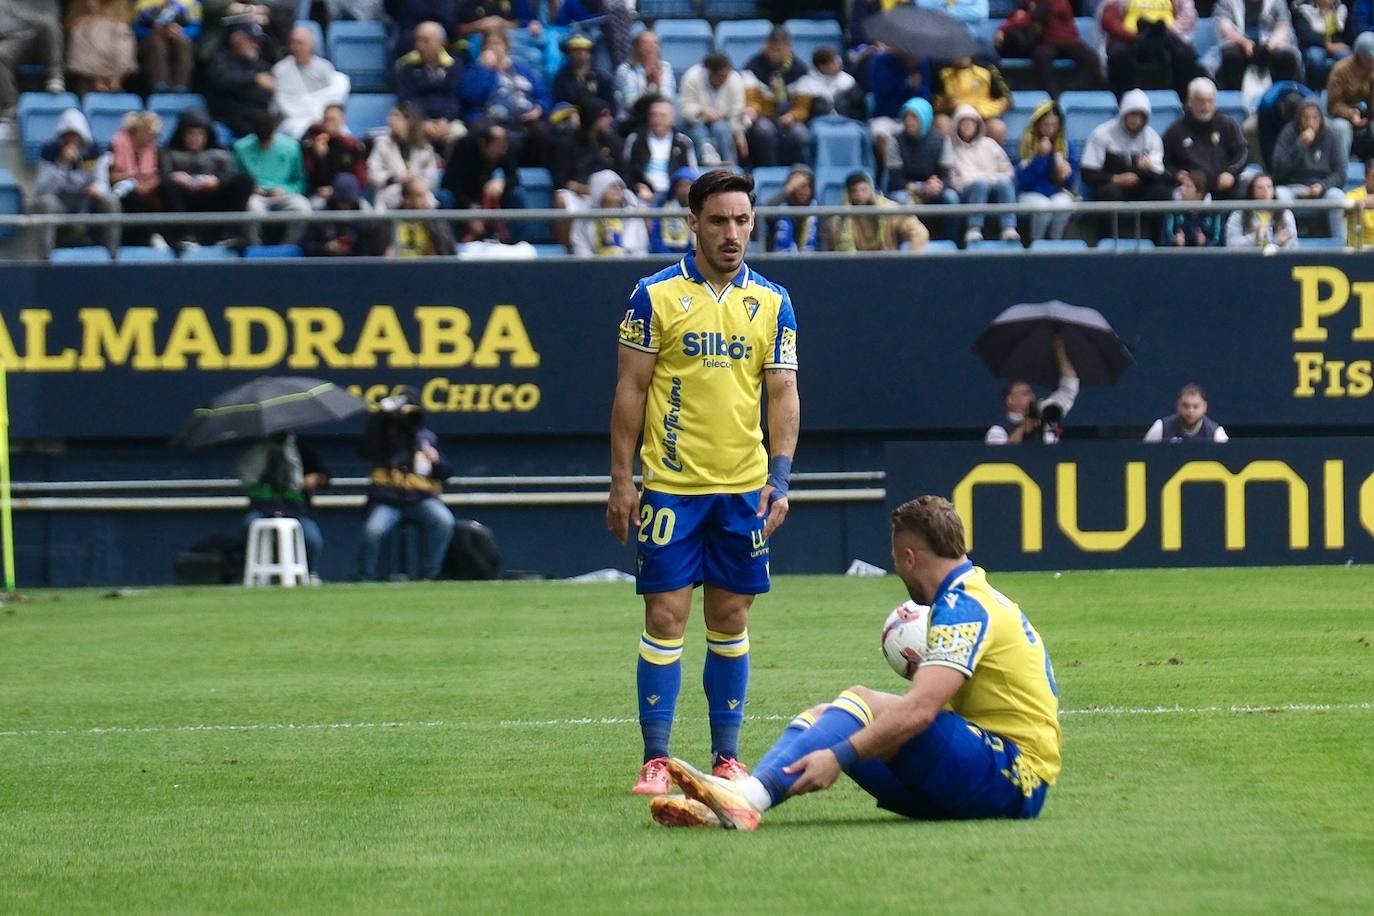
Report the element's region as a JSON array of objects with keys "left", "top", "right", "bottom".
[
  {"left": 607, "top": 479, "right": 640, "bottom": 545},
  {"left": 783, "top": 749, "right": 841, "bottom": 796},
  {"left": 757, "top": 487, "right": 789, "bottom": 540}
]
